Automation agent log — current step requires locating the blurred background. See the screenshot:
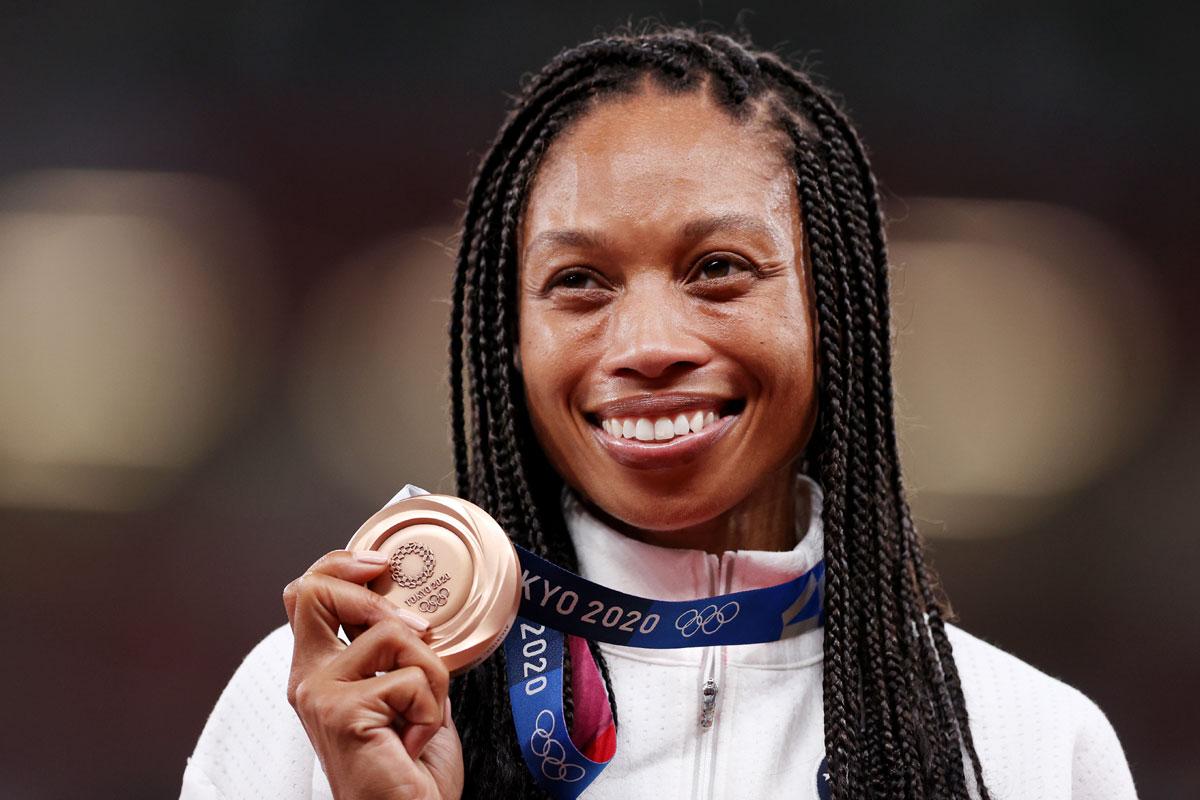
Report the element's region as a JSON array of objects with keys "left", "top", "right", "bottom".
[{"left": 0, "top": 2, "right": 1195, "bottom": 797}]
